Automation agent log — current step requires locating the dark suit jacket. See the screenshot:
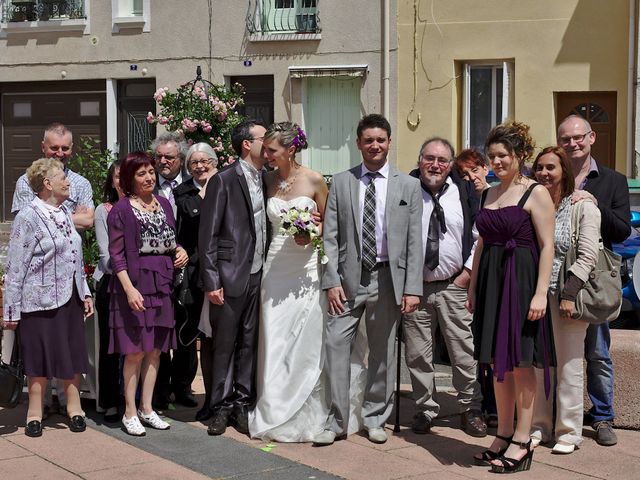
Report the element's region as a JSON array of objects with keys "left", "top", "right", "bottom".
[
  {"left": 409, "top": 168, "right": 478, "bottom": 265},
  {"left": 583, "top": 163, "right": 631, "bottom": 248},
  {"left": 198, "top": 162, "right": 268, "bottom": 298},
  {"left": 175, "top": 178, "right": 203, "bottom": 293}
]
